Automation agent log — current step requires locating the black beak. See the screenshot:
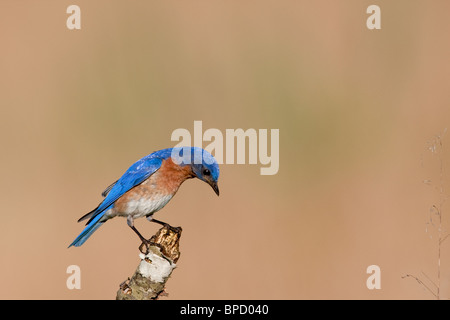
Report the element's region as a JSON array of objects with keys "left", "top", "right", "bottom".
[{"left": 209, "top": 181, "right": 220, "bottom": 196}]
